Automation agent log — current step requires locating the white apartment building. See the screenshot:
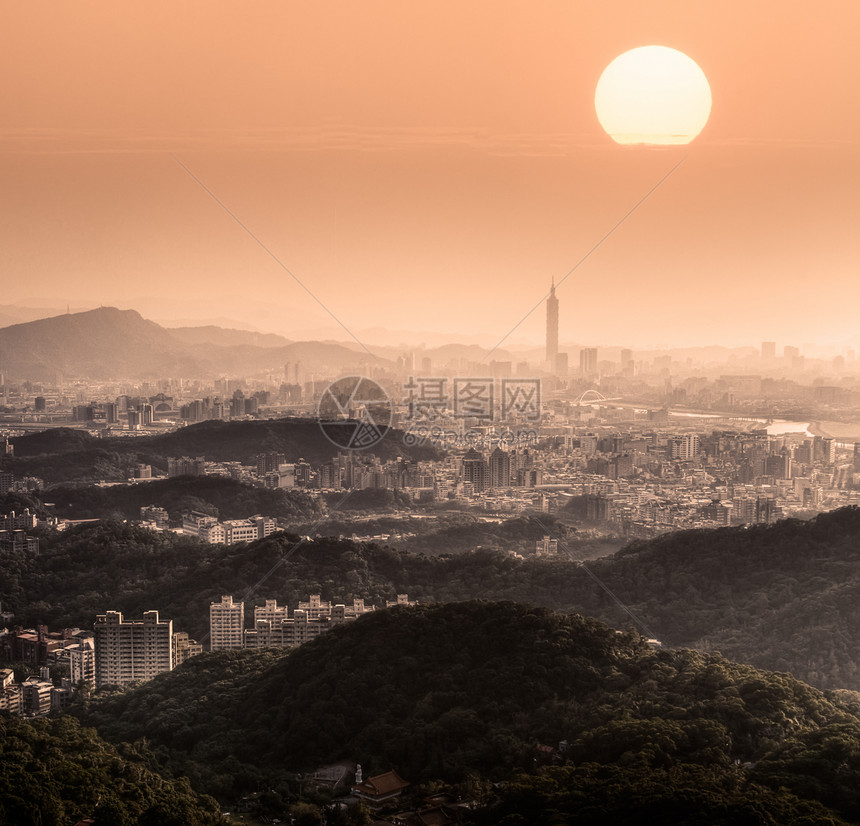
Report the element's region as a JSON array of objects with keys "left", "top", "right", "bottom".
[
  {"left": 93, "top": 610, "right": 173, "bottom": 688},
  {"left": 209, "top": 595, "right": 245, "bottom": 650}
]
